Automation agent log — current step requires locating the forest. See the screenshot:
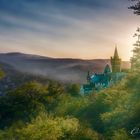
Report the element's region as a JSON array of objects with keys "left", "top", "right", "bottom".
[
  {"left": 0, "top": 42, "right": 140, "bottom": 140},
  {"left": 0, "top": 0, "right": 140, "bottom": 140}
]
